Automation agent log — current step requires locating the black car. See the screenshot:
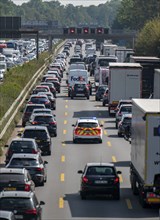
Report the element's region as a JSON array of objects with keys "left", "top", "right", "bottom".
[
  {"left": 95, "top": 85, "right": 108, "bottom": 101},
  {"left": 37, "top": 92, "right": 56, "bottom": 110},
  {"left": 27, "top": 95, "right": 52, "bottom": 109},
  {"left": 21, "top": 126, "right": 52, "bottom": 155},
  {"left": 5, "top": 138, "right": 40, "bottom": 164},
  {"left": 21, "top": 104, "right": 45, "bottom": 127},
  {"left": 78, "top": 162, "right": 121, "bottom": 200},
  {"left": 0, "top": 168, "right": 35, "bottom": 192},
  {"left": 70, "top": 83, "right": 90, "bottom": 99},
  {"left": 6, "top": 153, "right": 48, "bottom": 186},
  {"left": 0, "top": 191, "right": 45, "bottom": 220},
  {"left": 29, "top": 113, "right": 57, "bottom": 137}
]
